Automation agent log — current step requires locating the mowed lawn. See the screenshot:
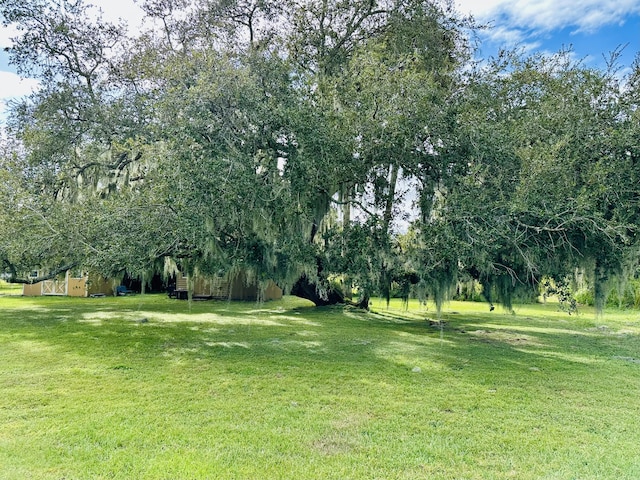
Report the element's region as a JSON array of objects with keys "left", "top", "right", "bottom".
[{"left": 0, "top": 294, "right": 639, "bottom": 479}]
